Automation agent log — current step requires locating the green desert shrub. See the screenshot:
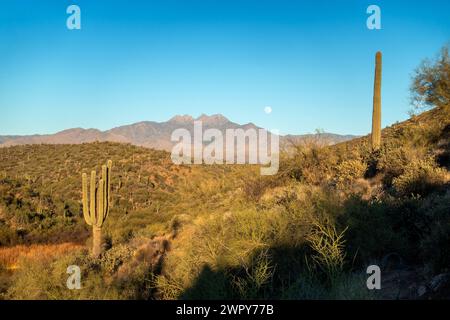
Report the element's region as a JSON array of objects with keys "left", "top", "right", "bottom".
[
  {"left": 99, "top": 244, "right": 134, "bottom": 274},
  {"left": 279, "top": 143, "right": 339, "bottom": 185},
  {"left": 392, "top": 158, "right": 448, "bottom": 197},
  {"left": 376, "top": 144, "right": 427, "bottom": 187},
  {"left": 6, "top": 241, "right": 159, "bottom": 300},
  {"left": 333, "top": 159, "right": 367, "bottom": 191},
  {"left": 231, "top": 249, "right": 274, "bottom": 299},
  {"left": 167, "top": 247, "right": 275, "bottom": 300},
  {"left": 155, "top": 208, "right": 286, "bottom": 299},
  {"left": 6, "top": 249, "right": 123, "bottom": 300},
  {"left": 156, "top": 186, "right": 347, "bottom": 300},
  {"left": 105, "top": 208, "right": 169, "bottom": 245},
  {"left": 306, "top": 219, "right": 347, "bottom": 287}
]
